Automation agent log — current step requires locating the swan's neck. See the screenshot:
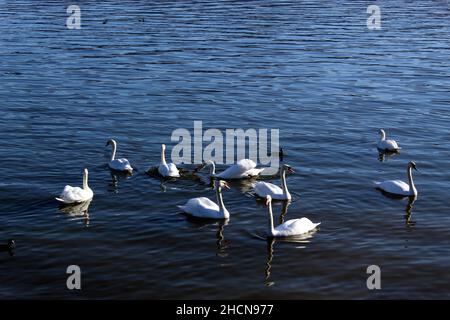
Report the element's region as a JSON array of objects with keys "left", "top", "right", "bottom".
[
  {"left": 209, "top": 161, "right": 216, "bottom": 176},
  {"left": 407, "top": 167, "right": 417, "bottom": 196},
  {"left": 280, "top": 167, "right": 290, "bottom": 197},
  {"left": 267, "top": 202, "right": 275, "bottom": 236},
  {"left": 83, "top": 171, "right": 89, "bottom": 190},
  {"left": 380, "top": 131, "right": 386, "bottom": 141},
  {"left": 161, "top": 146, "right": 167, "bottom": 165},
  {"left": 215, "top": 186, "right": 226, "bottom": 213},
  {"left": 110, "top": 141, "right": 117, "bottom": 161}
]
